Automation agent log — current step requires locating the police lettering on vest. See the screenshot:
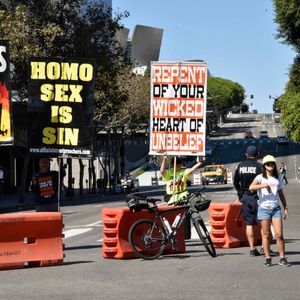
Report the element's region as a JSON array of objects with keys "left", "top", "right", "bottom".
[{"left": 239, "top": 166, "right": 257, "bottom": 174}]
